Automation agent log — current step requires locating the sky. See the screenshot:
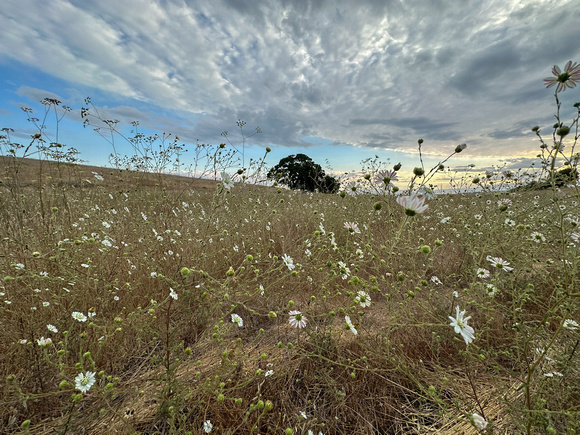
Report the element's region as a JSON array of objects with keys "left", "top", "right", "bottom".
[{"left": 1, "top": 0, "right": 580, "bottom": 187}]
